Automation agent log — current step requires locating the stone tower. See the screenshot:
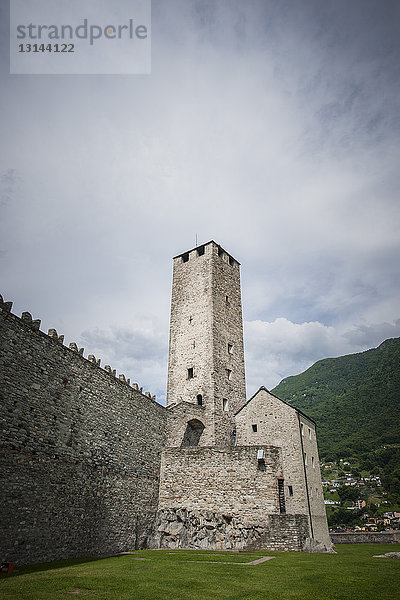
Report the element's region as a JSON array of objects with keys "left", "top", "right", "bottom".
[
  {"left": 156, "top": 241, "right": 332, "bottom": 552},
  {"left": 166, "top": 240, "right": 246, "bottom": 446}
]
